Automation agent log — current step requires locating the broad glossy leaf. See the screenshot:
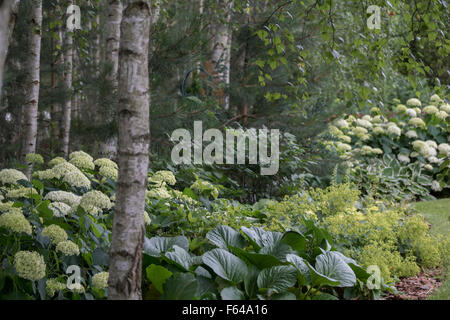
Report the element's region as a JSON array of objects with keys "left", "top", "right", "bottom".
[
  {"left": 257, "top": 266, "right": 297, "bottom": 294},
  {"left": 164, "top": 245, "right": 193, "bottom": 271},
  {"left": 315, "top": 252, "right": 356, "bottom": 287},
  {"left": 221, "top": 286, "right": 245, "bottom": 300},
  {"left": 229, "top": 246, "right": 284, "bottom": 269},
  {"left": 146, "top": 264, "right": 173, "bottom": 294},
  {"left": 206, "top": 225, "right": 246, "bottom": 249},
  {"left": 162, "top": 273, "right": 198, "bottom": 300},
  {"left": 241, "top": 226, "right": 282, "bottom": 249},
  {"left": 281, "top": 231, "right": 306, "bottom": 253},
  {"left": 143, "top": 236, "right": 189, "bottom": 257},
  {"left": 286, "top": 254, "right": 310, "bottom": 286},
  {"left": 202, "top": 249, "right": 247, "bottom": 283}
]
